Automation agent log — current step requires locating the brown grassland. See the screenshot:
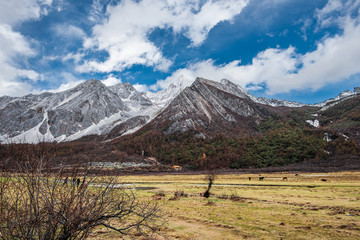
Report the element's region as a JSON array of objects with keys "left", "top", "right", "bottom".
[{"left": 87, "top": 171, "right": 360, "bottom": 240}]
